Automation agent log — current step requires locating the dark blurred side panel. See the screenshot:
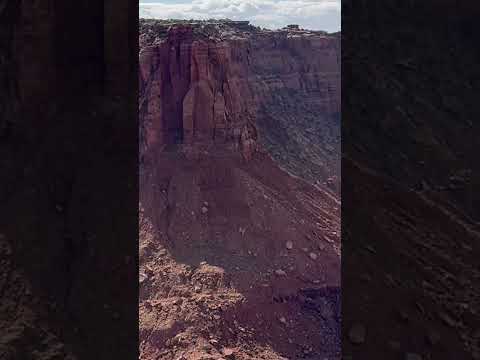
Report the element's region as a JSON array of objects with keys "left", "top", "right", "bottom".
[
  {"left": 0, "top": 1, "right": 138, "bottom": 359},
  {"left": 54, "top": 1, "right": 105, "bottom": 95},
  {"left": 342, "top": 1, "right": 480, "bottom": 359}
]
